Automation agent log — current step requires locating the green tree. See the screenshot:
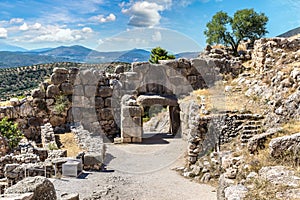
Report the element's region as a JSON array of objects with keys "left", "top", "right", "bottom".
[
  {"left": 204, "top": 8, "right": 268, "bottom": 56},
  {"left": 149, "top": 47, "right": 175, "bottom": 64},
  {"left": 0, "top": 117, "right": 23, "bottom": 149}
]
